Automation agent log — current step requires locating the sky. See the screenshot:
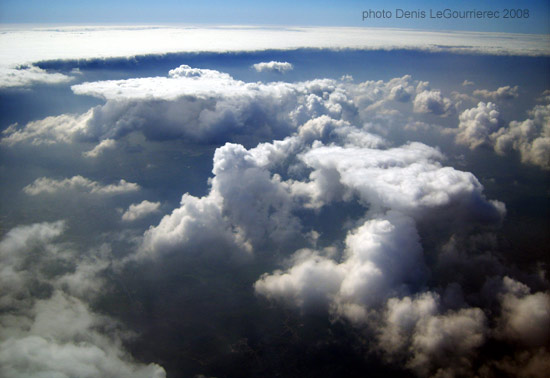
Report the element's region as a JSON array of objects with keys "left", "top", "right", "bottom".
[
  {"left": 0, "top": 0, "right": 549, "bottom": 33},
  {"left": 0, "top": 1, "right": 549, "bottom": 378}
]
